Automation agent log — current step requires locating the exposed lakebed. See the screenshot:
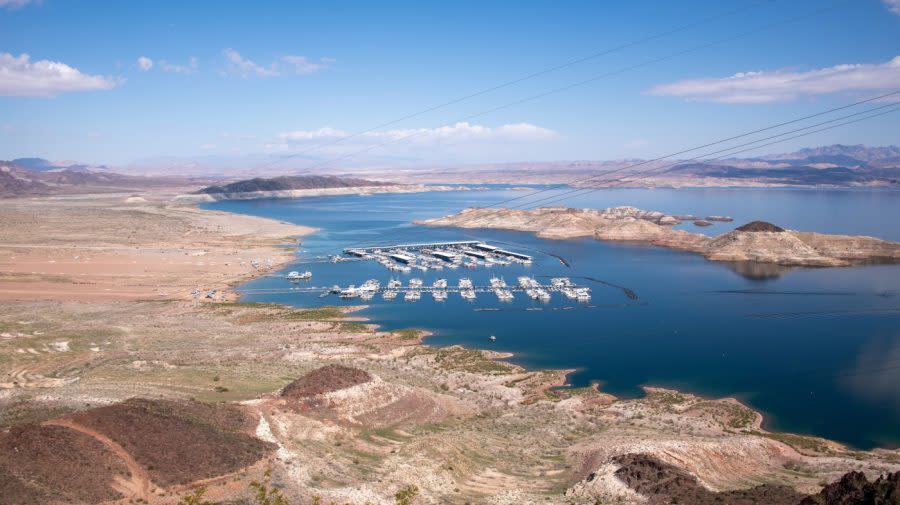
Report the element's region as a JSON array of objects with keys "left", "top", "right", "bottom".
[{"left": 205, "top": 186, "right": 900, "bottom": 449}]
